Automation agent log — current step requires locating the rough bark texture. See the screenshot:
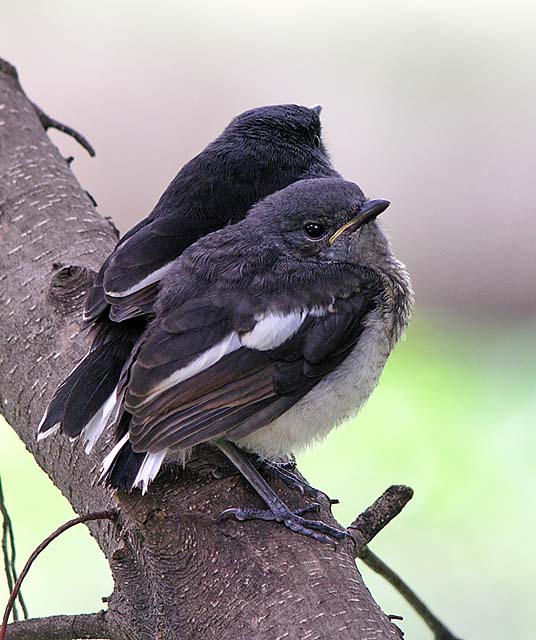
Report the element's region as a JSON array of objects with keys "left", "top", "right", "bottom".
[
  {"left": 0, "top": 59, "right": 402, "bottom": 640},
  {"left": 4, "top": 613, "right": 109, "bottom": 640}
]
